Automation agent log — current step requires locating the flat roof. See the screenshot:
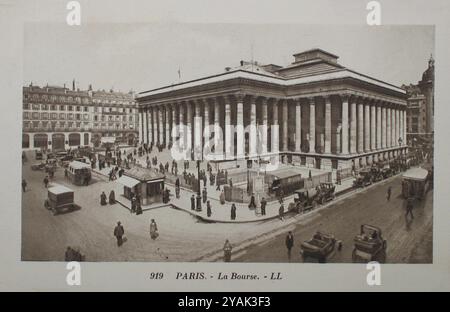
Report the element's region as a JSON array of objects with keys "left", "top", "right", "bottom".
[
  {"left": 69, "top": 161, "right": 91, "bottom": 170},
  {"left": 48, "top": 184, "right": 73, "bottom": 195},
  {"left": 403, "top": 167, "right": 428, "bottom": 181},
  {"left": 138, "top": 68, "right": 406, "bottom": 99},
  {"left": 271, "top": 170, "right": 302, "bottom": 180}
]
